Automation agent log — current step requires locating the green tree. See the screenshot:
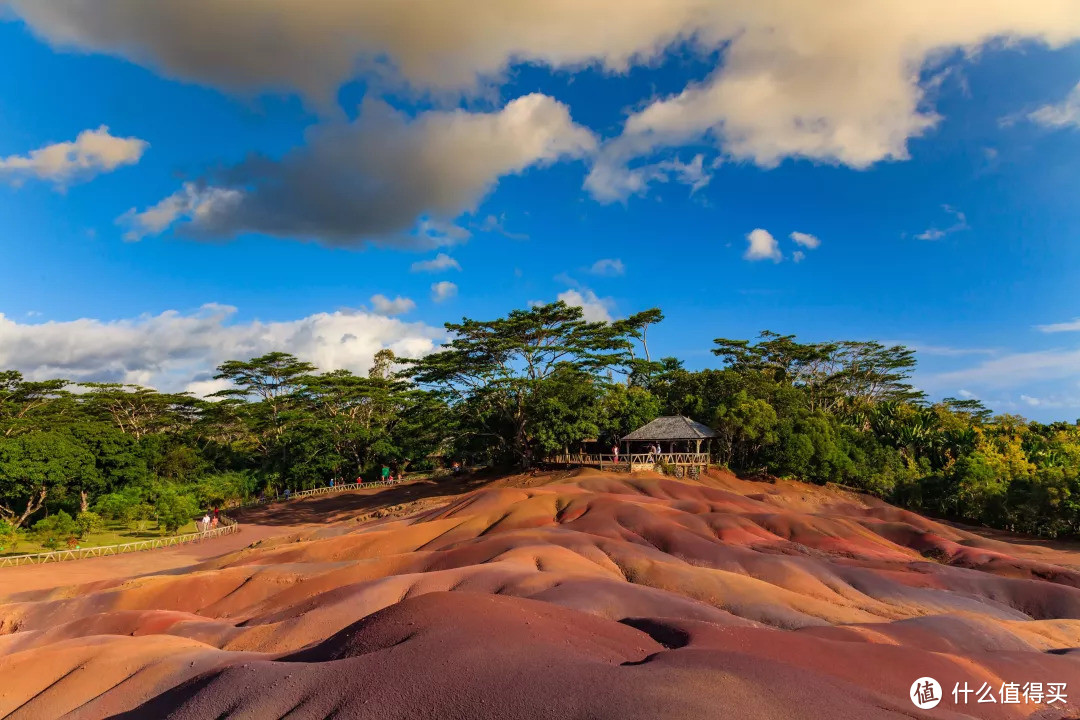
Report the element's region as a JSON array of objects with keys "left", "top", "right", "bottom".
[{"left": 0, "top": 431, "right": 95, "bottom": 528}]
